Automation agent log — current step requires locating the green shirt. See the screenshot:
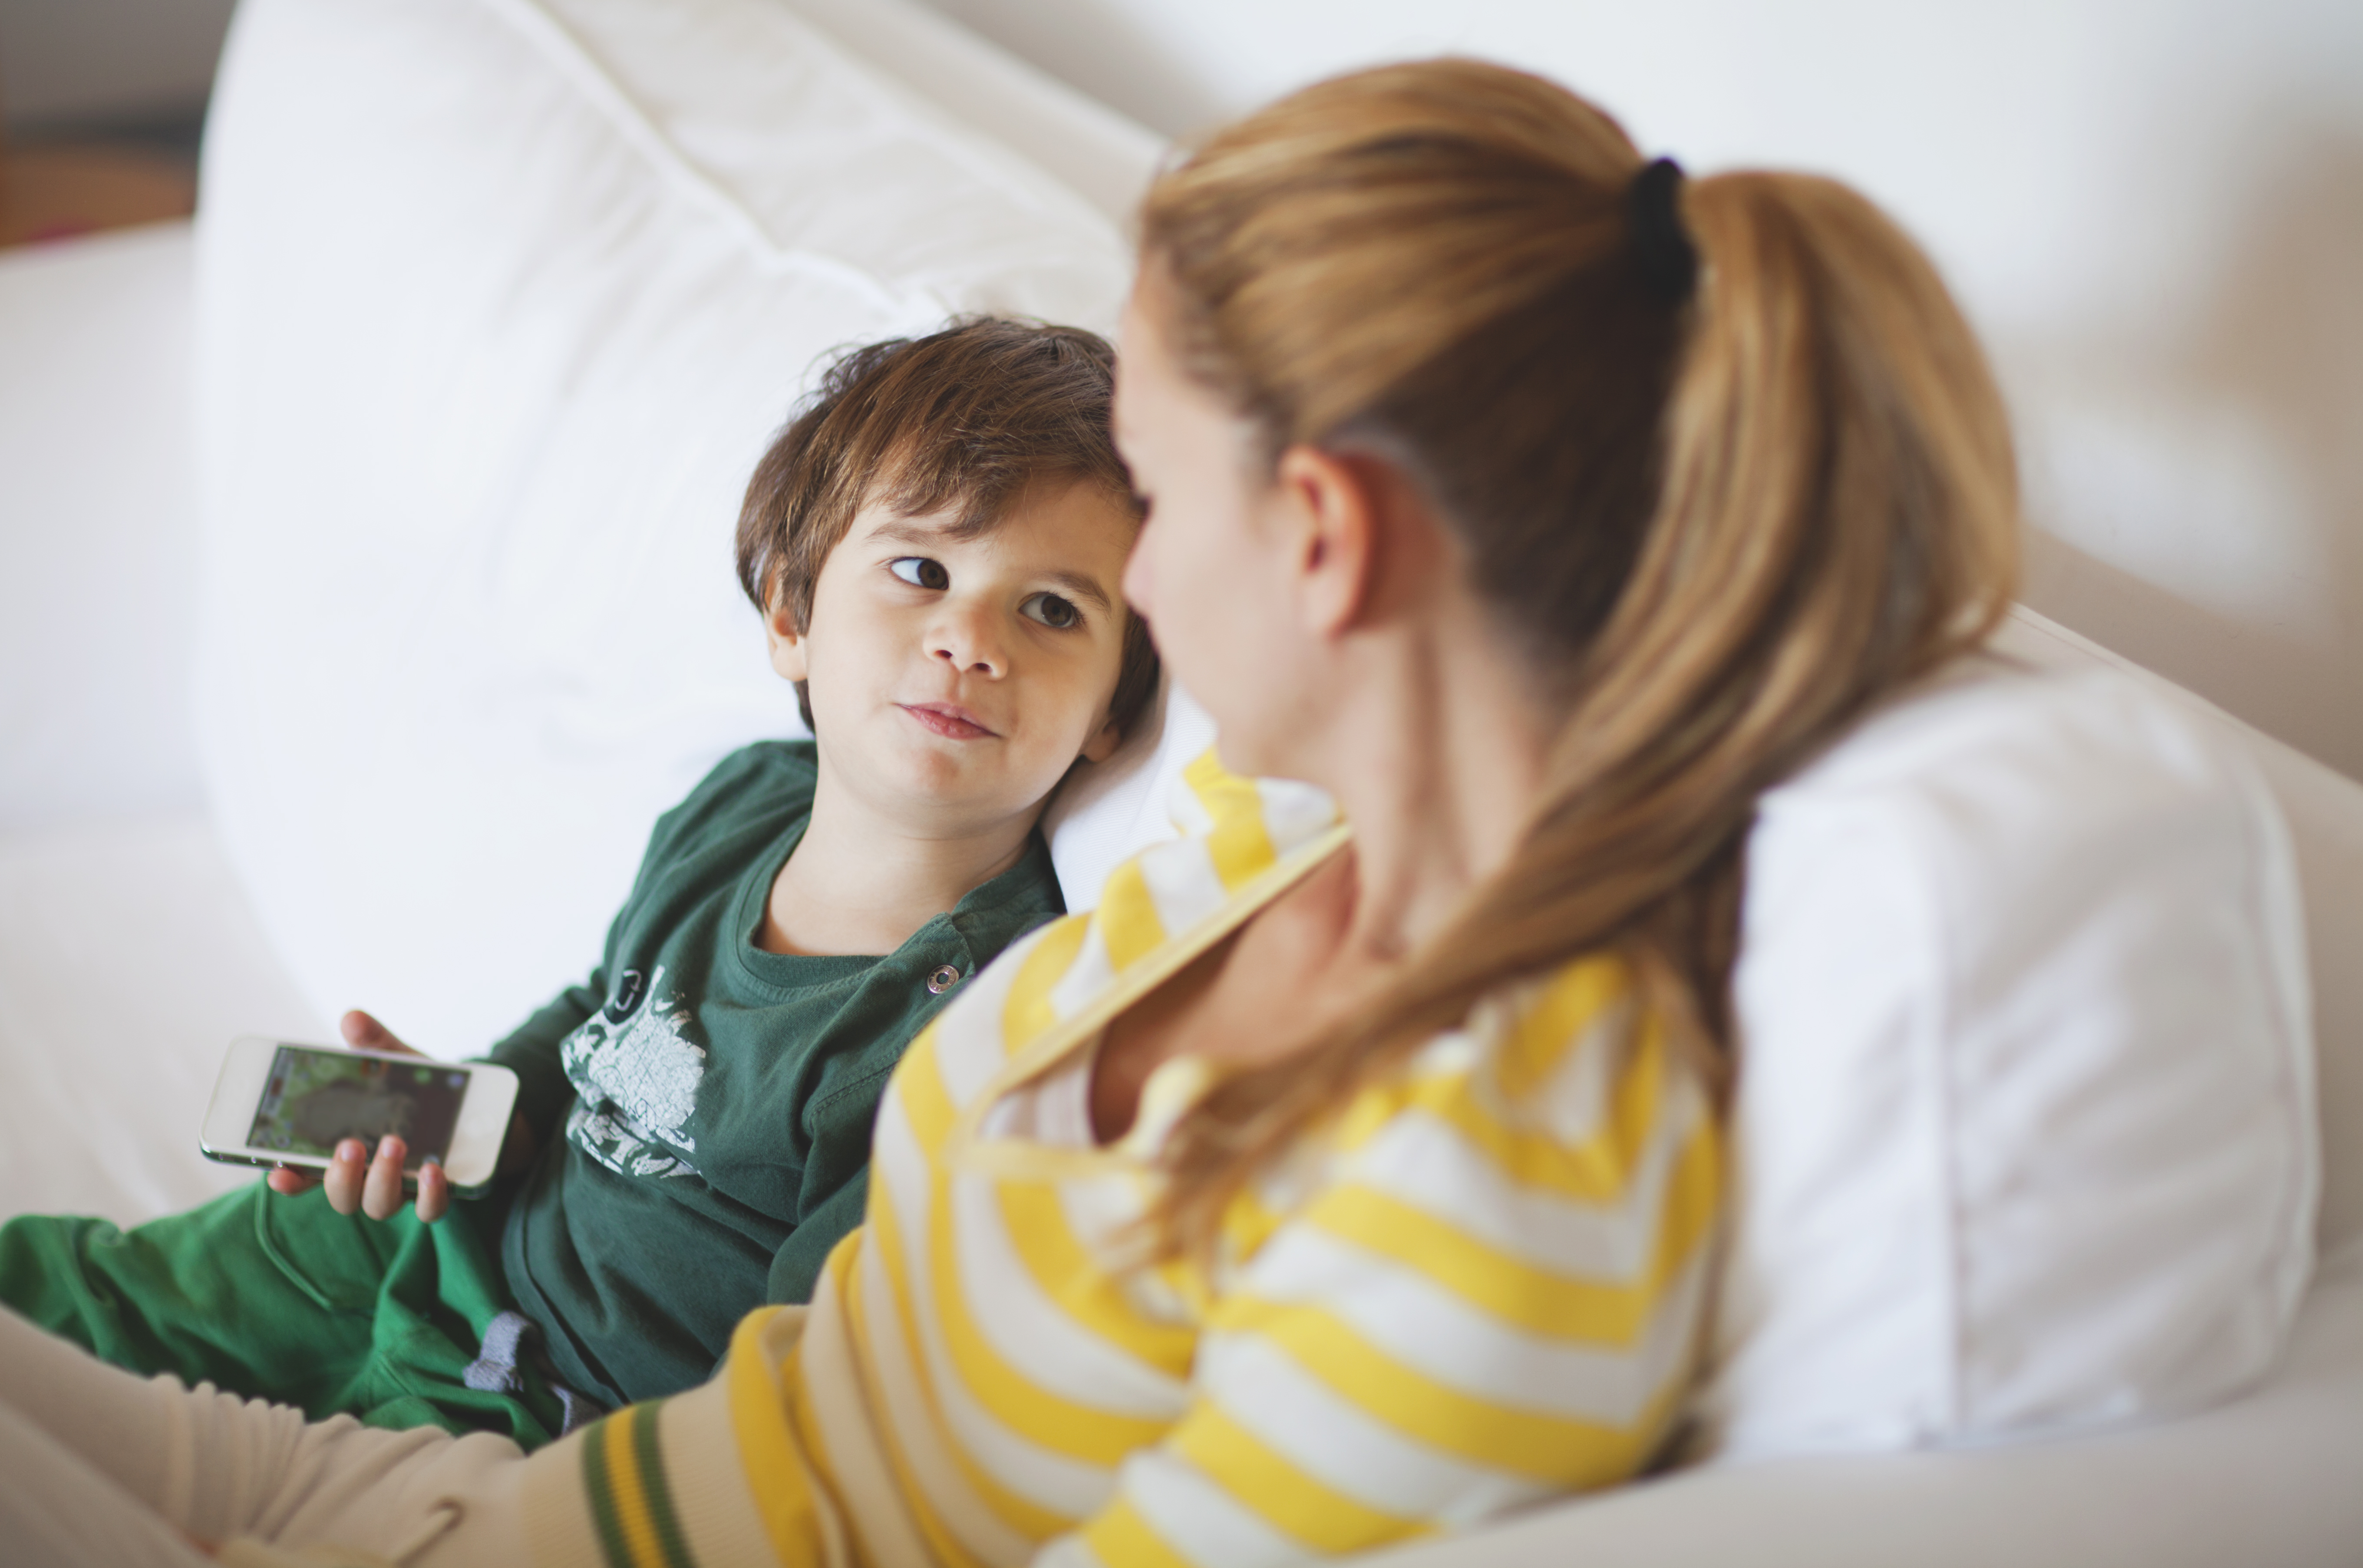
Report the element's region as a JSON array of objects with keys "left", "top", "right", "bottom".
[{"left": 481, "top": 740, "right": 1063, "bottom": 1407}]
